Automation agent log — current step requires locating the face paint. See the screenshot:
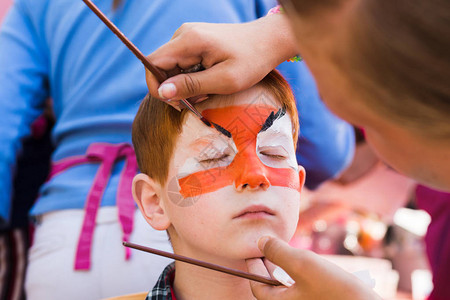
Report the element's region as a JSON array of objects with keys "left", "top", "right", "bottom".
[
  {"left": 257, "top": 111, "right": 298, "bottom": 171},
  {"left": 177, "top": 105, "right": 300, "bottom": 198},
  {"left": 178, "top": 134, "right": 237, "bottom": 175}
]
